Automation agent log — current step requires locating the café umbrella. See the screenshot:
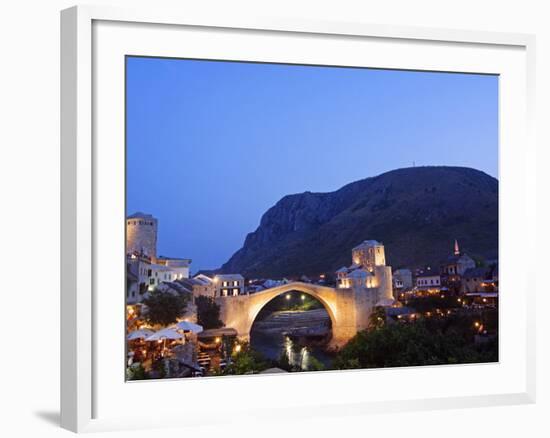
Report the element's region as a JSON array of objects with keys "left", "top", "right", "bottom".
[
  {"left": 127, "top": 328, "right": 154, "bottom": 341},
  {"left": 145, "top": 327, "right": 184, "bottom": 353},
  {"left": 145, "top": 328, "right": 184, "bottom": 341},
  {"left": 171, "top": 321, "right": 204, "bottom": 334}
]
